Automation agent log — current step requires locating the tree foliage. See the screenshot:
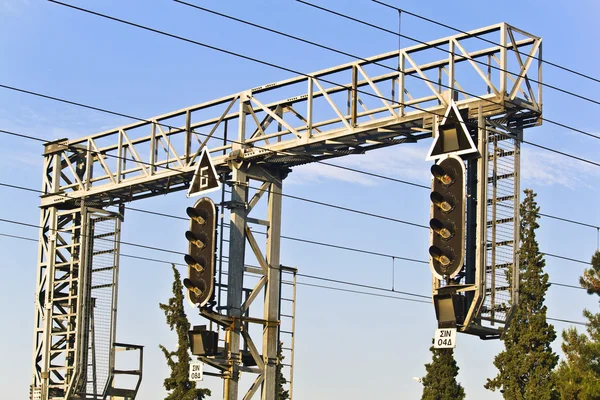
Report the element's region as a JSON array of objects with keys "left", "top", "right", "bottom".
[
  {"left": 485, "top": 189, "right": 558, "bottom": 399},
  {"left": 276, "top": 341, "right": 290, "bottom": 400},
  {"left": 159, "top": 265, "right": 211, "bottom": 400},
  {"left": 580, "top": 251, "right": 600, "bottom": 295},
  {"left": 555, "top": 250, "right": 600, "bottom": 399},
  {"left": 421, "top": 346, "right": 465, "bottom": 400}
]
